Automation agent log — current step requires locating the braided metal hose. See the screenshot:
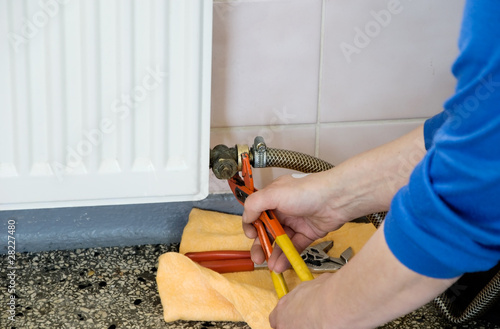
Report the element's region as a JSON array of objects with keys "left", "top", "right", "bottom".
[
  {"left": 434, "top": 270, "right": 500, "bottom": 323},
  {"left": 364, "top": 212, "right": 388, "bottom": 229},
  {"left": 265, "top": 148, "right": 334, "bottom": 173}
]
